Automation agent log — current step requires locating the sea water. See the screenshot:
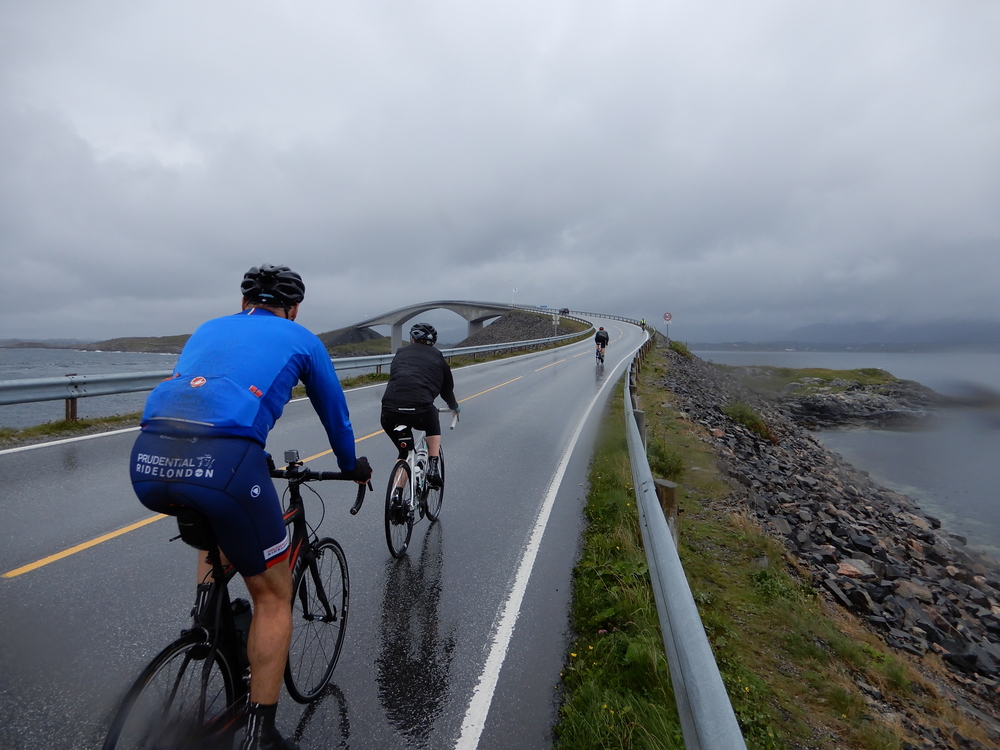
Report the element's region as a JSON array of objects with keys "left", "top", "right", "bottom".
[
  {"left": 0, "top": 348, "right": 179, "bottom": 429},
  {"left": 694, "top": 350, "right": 1000, "bottom": 555}
]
